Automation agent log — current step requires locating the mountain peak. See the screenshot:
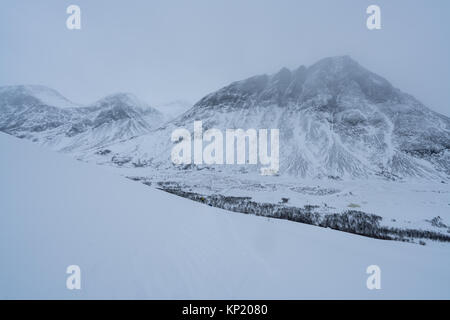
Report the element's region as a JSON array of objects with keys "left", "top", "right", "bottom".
[
  {"left": 301, "top": 56, "right": 396, "bottom": 103},
  {"left": 194, "top": 56, "right": 399, "bottom": 110},
  {"left": 305, "top": 56, "right": 381, "bottom": 82},
  {"left": 179, "top": 56, "right": 450, "bottom": 179},
  {"left": 92, "top": 92, "right": 148, "bottom": 109},
  {"left": 0, "top": 85, "right": 79, "bottom": 108},
  {"left": 270, "top": 67, "right": 292, "bottom": 85},
  {"left": 311, "top": 55, "right": 358, "bottom": 67}
]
